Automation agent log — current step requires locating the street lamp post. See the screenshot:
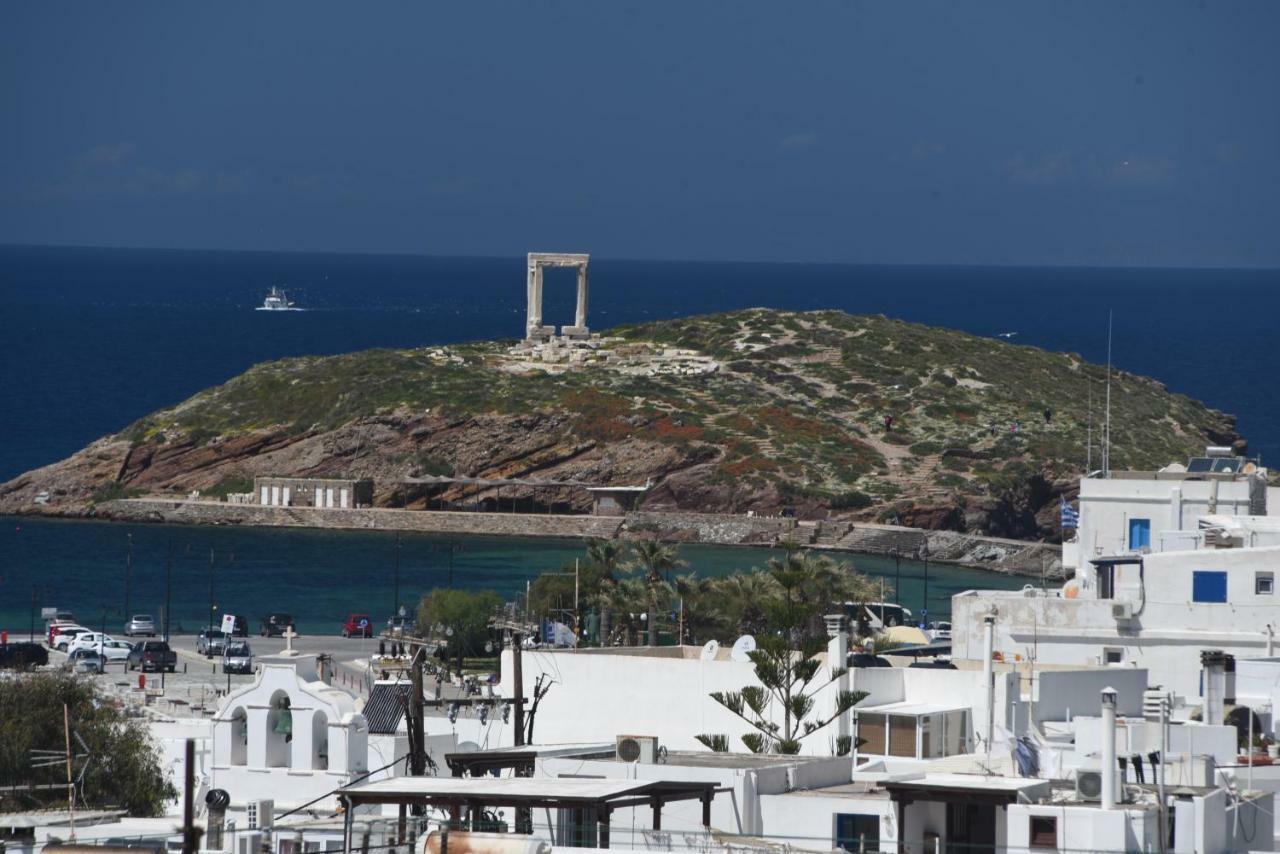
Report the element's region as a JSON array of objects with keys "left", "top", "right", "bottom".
[
  {"left": 165, "top": 538, "right": 173, "bottom": 643},
  {"left": 393, "top": 532, "right": 402, "bottom": 618},
  {"left": 207, "top": 548, "right": 215, "bottom": 632},
  {"left": 124, "top": 532, "right": 133, "bottom": 623},
  {"left": 920, "top": 543, "right": 931, "bottom": 626},
  {"left": 891, "top": 549, "right": 901, "bottom": 604}
]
